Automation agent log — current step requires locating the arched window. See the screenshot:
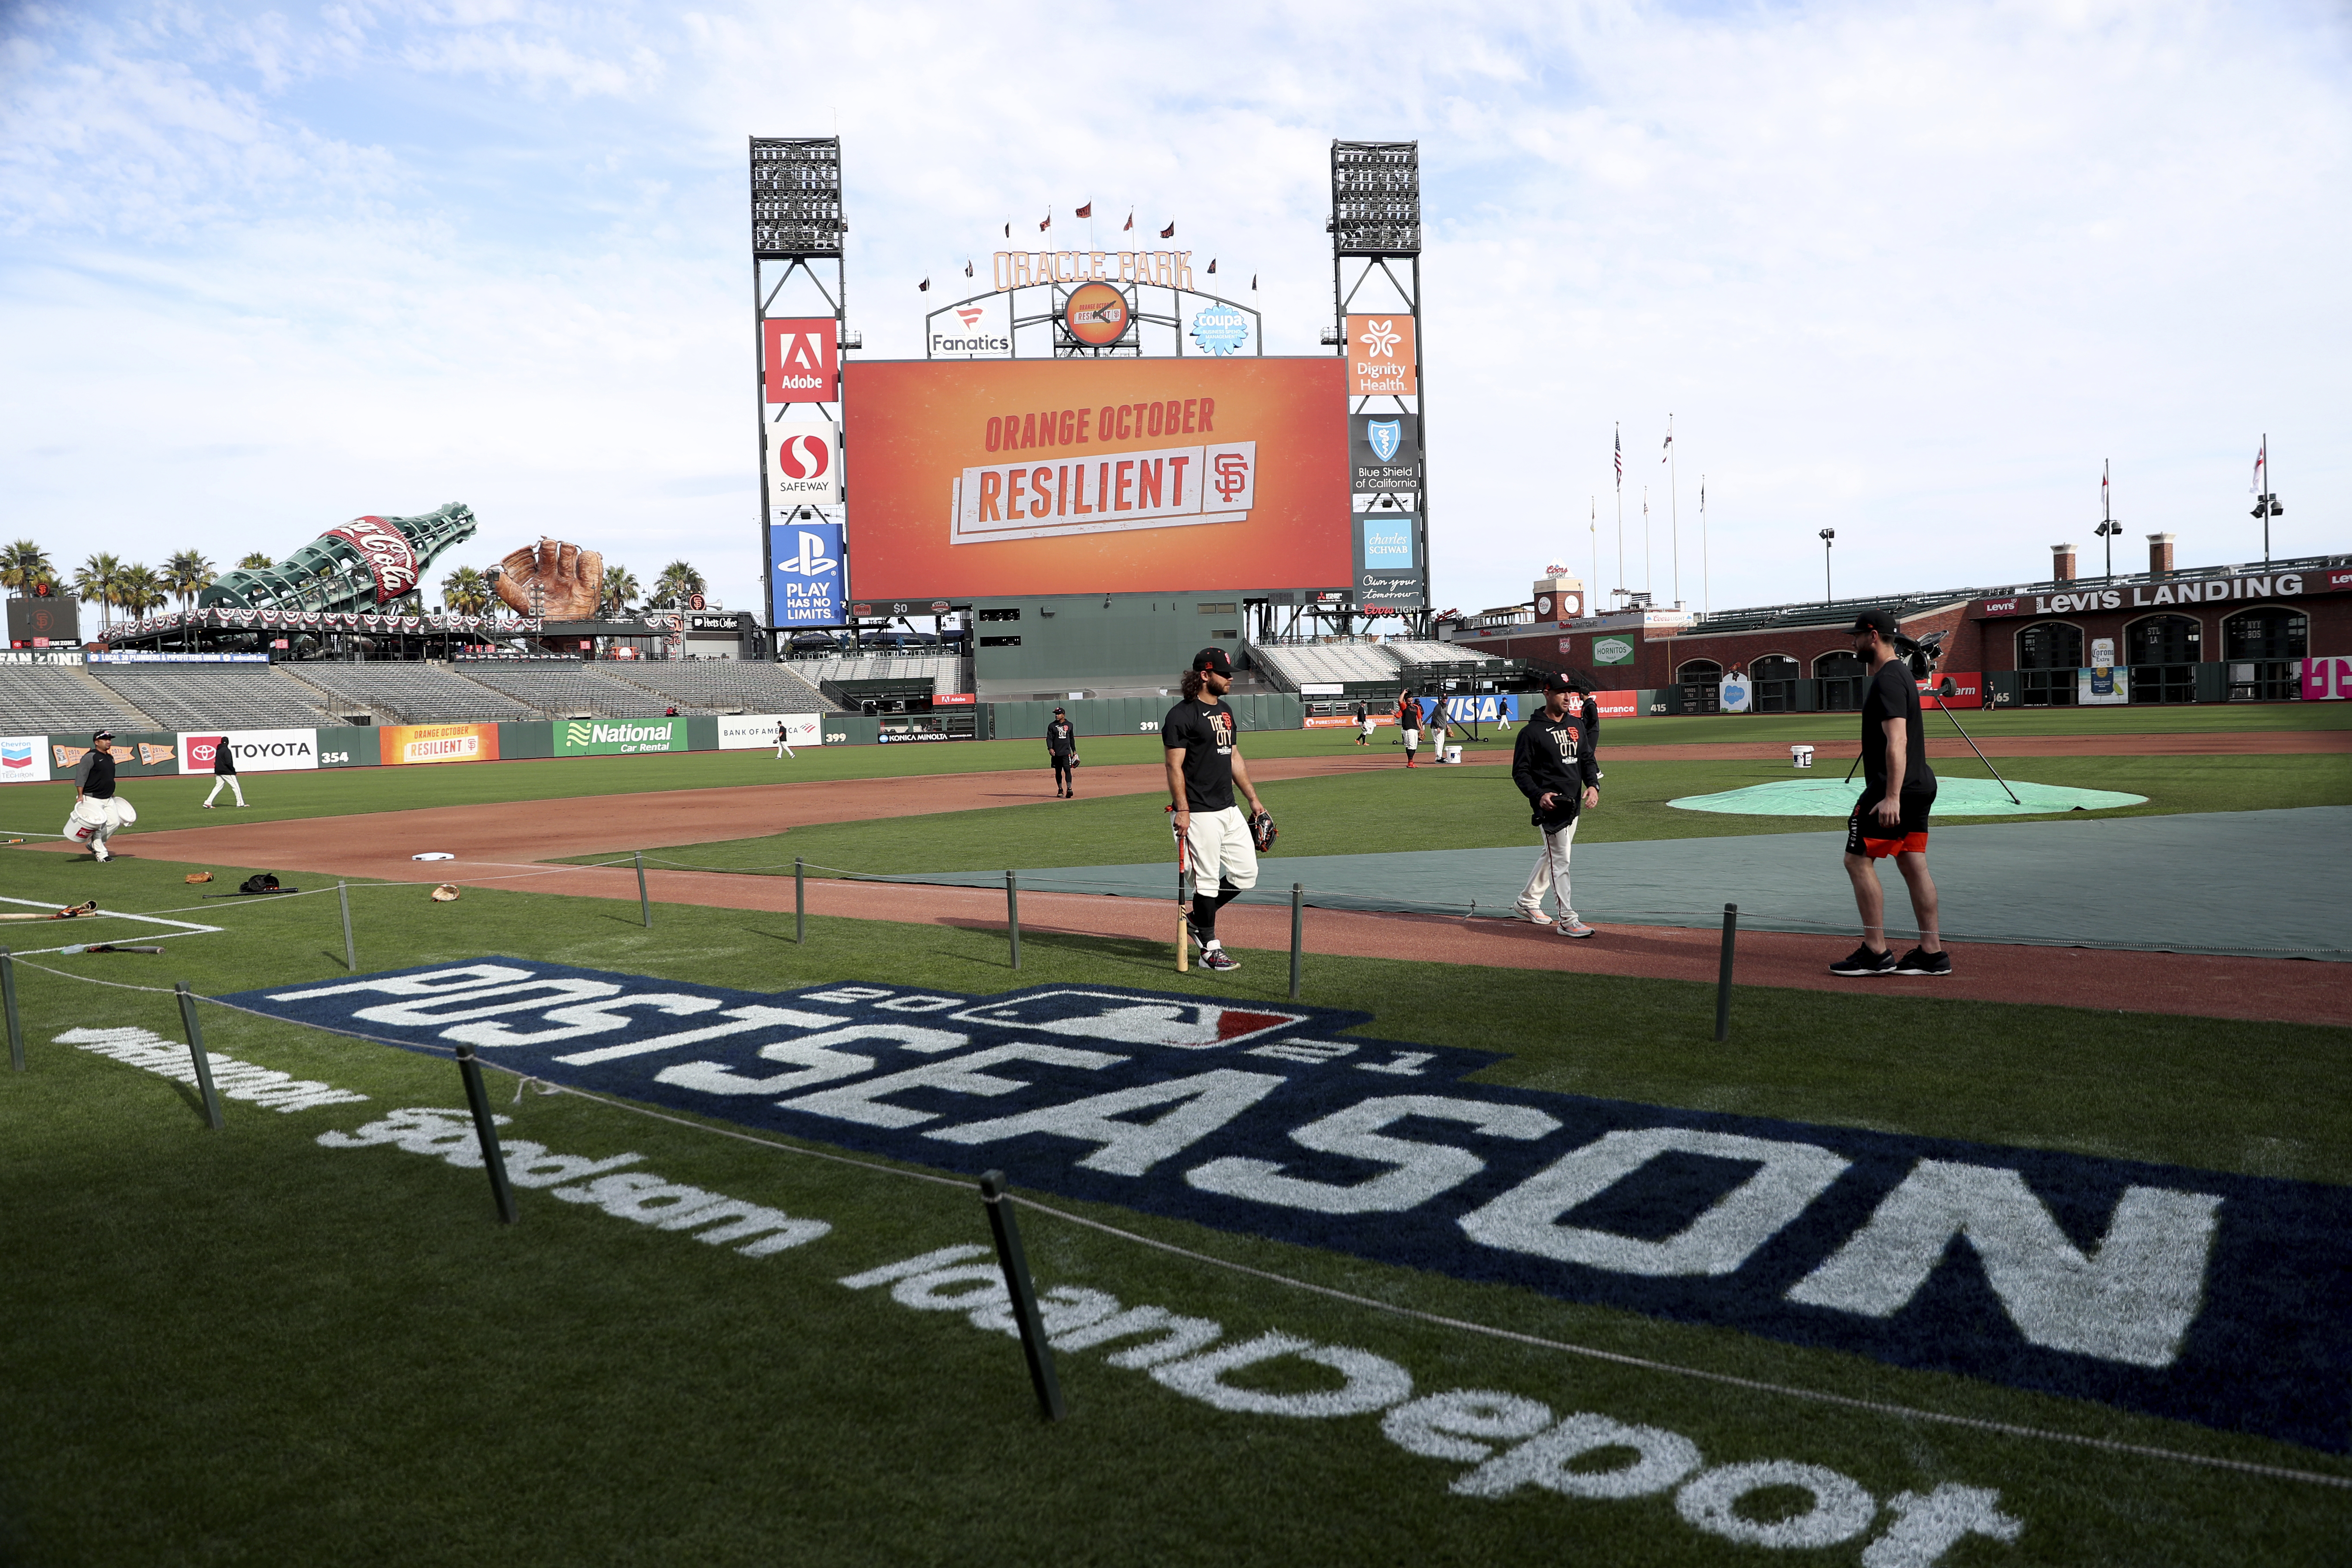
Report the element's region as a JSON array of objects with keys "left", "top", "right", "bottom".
[
  {"left": 2125, "top": 615, "right": 2200, "bottom": 704},
  {"left": 2015, "top": 622, "right": 2082, "bottom": 706},
  {"left": 1749, "top": 654, "right": 1800, "bottom": 714},
  {"left": 1676, "top": 658, "right": 1722, "bottom": 715},
  {"left": 1815, "top": 650, "right": 1866, "bottom": 712},
  {"left": 2222, "top": 606, "right": 2308, "bottom": 701}
]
